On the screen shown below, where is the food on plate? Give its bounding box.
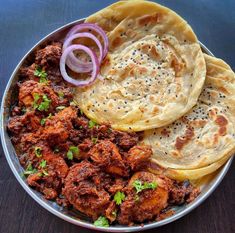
[5,0,234,228]
[143,54,235,180]
[75,0,206,131]
[7,42,199,226]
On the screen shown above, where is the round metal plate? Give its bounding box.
[0,18,233,232]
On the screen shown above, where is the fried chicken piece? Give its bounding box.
[19,63,38,81]
[105,201,117,223]
[118,172,169,225]
[8,111,41,135]
[169,180,200,204]
[89,140,129,177]
[127,145,152,171]
[114,131,139,150]
[27,146,68,199]
[42,107,77,145]
[35,42,62,68]
[19,80,59,110]
[63,161,110,220]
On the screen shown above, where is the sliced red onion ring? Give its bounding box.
[60,44,99,86]
[63,32,103,73]
[65,23,108,59]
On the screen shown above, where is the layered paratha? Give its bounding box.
[75,0,206,131]
[142,54,235,179]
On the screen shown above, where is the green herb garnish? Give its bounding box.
[58,91,64,98]
[34,67,48,83]
[33,93,40,109]
[70,99,79,106]
[88,120,97,128]
[133,180,157,194]
[91,137,98,144]
[40,113,52,126]
[38,95,51,111]
[34,147,42,157]
[42,170,49,176]
[39,159,47,168]
[67,146,79,160]
[94,216,109,227]
[24,164,37,176]
[56,106,66,111]
[33,94,51,111]
[114,191,125,205]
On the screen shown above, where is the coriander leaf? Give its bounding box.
[132,180,143,193]
[42,170,49,176]
[40,113,52,126]
[143,182,157,190]
[70,100,79,106]
[88,120,97,128]
[133,180,157,194]
[39,76,48,84]
[67,150,73,160]
[34,147,42,157]
[37,94,51,111]
[40,118,46,126]
[34,67,47,83]
[69,146,79,155]
[24,164,37,176]
[91,137,98,144]
[67,146,79,160]
[94,216,109,227]
[58,91,64,98]
[114,191,125,205]
[56,106,66,111]
[39,159,47,168]
[33,93,40,109]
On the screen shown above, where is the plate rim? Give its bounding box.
[0,17,233,232]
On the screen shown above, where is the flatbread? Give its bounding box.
[75,0,206,131]
[142,54,235,178]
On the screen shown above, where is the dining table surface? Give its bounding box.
[0,0,234,233]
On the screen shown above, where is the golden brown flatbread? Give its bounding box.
[143,54,235,180]
[75,0,206,131]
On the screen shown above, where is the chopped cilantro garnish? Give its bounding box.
[24,164,37,176]
[40,113,52,126]
[33,93,40,109]
[88,120,97,128]
[40,118,46,126]
[70,99,79,106]
[38,95,51,111]
[34,147,42,157]
[58,91,64,98]
[39,160,47,168]
[91,137,98,144]
[33,94,51,111]
[67,146,79,160]
[56,106,66,111]
[133,180,157,194]
[94,216,109,227]
[114,191,125,205]
[42,170,49,176]
[34,67,48,83]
